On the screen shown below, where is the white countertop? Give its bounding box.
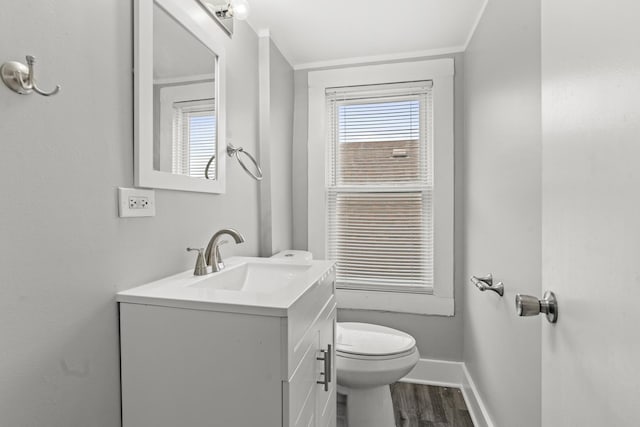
[116,256,335,317]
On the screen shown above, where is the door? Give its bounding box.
[541,0,640,425]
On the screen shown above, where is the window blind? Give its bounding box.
[326,81,434,293]
[172,99,216,178]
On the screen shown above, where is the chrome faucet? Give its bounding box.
[204,228,245,272]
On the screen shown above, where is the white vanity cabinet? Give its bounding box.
[118,260,336,427]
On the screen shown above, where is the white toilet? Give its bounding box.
[336,322,420,427]
[270,251,420,426]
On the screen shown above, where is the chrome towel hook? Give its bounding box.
[1,55,61,96]
[470,274,504,296]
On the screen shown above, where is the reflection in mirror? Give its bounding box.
[153,3,217,180]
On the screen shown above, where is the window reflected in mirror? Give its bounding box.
[152,2,217,180]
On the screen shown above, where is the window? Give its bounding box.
[308,59,454,315]
[326,82,434,294]
[172,99,216,178]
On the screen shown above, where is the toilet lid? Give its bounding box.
[336,322,416,357]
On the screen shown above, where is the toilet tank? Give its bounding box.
[271,250,313,261]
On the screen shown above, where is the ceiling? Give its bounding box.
[245,0,487,69]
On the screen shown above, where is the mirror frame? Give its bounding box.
[134,0,227,193]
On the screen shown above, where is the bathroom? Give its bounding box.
[1,0,639,426]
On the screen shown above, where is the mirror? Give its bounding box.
[135,0,227,193]
[153,4,216,179]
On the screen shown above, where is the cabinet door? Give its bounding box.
[315,304,337,427]
[284,299,337,427]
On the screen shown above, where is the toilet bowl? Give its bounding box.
[336,322,419,427]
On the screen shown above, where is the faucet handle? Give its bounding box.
[186,247,210,276]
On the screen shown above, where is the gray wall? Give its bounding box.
[462,0,541,425]
[259,37,294,256]
[0,1,265,425]
[268,40,294,254]
[292,54,466,362]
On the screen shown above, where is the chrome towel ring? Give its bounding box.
[205,143,263,181]
[227,143,263,181]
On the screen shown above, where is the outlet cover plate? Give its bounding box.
[118,187,156,218]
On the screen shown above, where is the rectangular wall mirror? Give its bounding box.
[134,0,227,193]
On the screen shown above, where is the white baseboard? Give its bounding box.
[460,364,495,427]
[402,357,465,388]
[400,358,494,427]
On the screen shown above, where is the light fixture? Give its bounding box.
[207,0,249,21]
[198,0,250,36]
[227,0,250,20]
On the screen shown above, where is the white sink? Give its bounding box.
[190,262,312,293]
[116,256,335,316]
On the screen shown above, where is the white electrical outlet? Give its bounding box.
[118,187,156,218]
[128,196,150,209]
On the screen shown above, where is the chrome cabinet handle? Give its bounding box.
[515,291,558,323]
[470,274,504,296]
[326,344,332,384]
[317,344,332,392]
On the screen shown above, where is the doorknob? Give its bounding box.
[515,291,558,323]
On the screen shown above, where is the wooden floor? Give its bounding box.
[337,382,474,427]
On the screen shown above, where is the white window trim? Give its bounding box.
[307,59,454,316]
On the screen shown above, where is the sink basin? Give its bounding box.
[190,262,312,293]
[116,256,335,316]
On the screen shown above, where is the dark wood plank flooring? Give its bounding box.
[337,382,474,427]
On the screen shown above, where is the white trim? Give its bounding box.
[401,358,464,387]
[336,289,453,316]
[251,0,487,71]
[153,73,214,85]
[248,26,297,71]
[134,0,227,194]
[307,59,455,315]
[463,0,490,49]
[400,359,494,427]
[461,364,495,427]
[294,46,465,70]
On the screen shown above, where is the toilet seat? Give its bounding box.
[336,322,416,359]
[336,347,417,361]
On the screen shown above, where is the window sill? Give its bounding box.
[336,288,454,316]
